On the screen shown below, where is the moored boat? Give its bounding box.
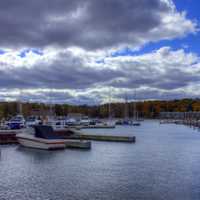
[16,125,91,150]
[6,115,26,129]
[17,133,66,150]
[17,125,68,150]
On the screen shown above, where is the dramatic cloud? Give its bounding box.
[0,0,197,49]
[0,0,199,104]
[0,46,200,104]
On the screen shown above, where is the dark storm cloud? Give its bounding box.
[108,64,200,91]
[0,0,172,49]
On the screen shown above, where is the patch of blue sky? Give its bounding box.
[96,59,105,64]
[18,48,43,58]
[174,0,200,21]
[111,34,200,58]
[0,49,6,55]
[111,0,200,58]
[111,47,136,57]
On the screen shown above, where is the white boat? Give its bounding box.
[16,126,67,150]
[16,126,91,150]
[131,121,141,126]
[26,116,42,127]
[80,116,91,126]
[65,118,80,126]
[17,133,66,150]
[46,118,66,130]
[6,115,26,129]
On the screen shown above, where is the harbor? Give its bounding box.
[0,126,136,148]
[1,121,200,200]
[160,112,200,129]
[0,0,199,199]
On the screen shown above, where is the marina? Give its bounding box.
[0,0,199,199]
[160,112,200,129]
[1,121,200,200]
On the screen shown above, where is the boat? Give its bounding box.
[17,125,67,150]
[26,116,42,127]
[6,115,26,129]
[80,116,91,126]
[45,117,66,130]
[17,133,67,150]
[131,121,141,126]
[65,118,80,126]
[17,125,91,150]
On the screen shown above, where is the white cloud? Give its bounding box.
[0,0,199,104]
[0,45,200,104]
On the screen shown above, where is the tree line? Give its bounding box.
[0,98,199,119]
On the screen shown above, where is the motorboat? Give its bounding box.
[6,115,26,129]
[131,121,141,126]
[17,125,91,150]
[45,117,66,130]
[17,125,67,150]
[65,118,80,126]
[26,116,42,127]
[80,116,91,126]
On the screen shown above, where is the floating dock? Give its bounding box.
[0,128,136,147]
[81,125,115,129]
[66,133,135,143]
[64,139,91,149]
[65,125,115,129]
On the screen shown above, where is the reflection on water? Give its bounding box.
[1,120,200,200]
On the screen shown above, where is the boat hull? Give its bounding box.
[17,134,66,150]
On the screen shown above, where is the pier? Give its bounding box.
[159,112,200,129]
[0,128,135,149]
[68,134,136,143]
[63,129,136,143]
[64,140,91,149]
[81,125,115,129]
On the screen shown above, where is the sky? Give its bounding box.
[0,0,199,105]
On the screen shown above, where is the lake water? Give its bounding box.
[1,120,200,200]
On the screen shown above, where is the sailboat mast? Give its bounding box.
[18,89,23,115]
[108,88,111,120]
[133,90,137,121]
[124,93,129,120]
[49,82,54,116]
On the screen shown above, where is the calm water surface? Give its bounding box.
[1,120,200,200]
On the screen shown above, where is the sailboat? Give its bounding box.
[7,91,26,129]
[104,90,116,127]
[119,93,132,125]
[131,91,141,126]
